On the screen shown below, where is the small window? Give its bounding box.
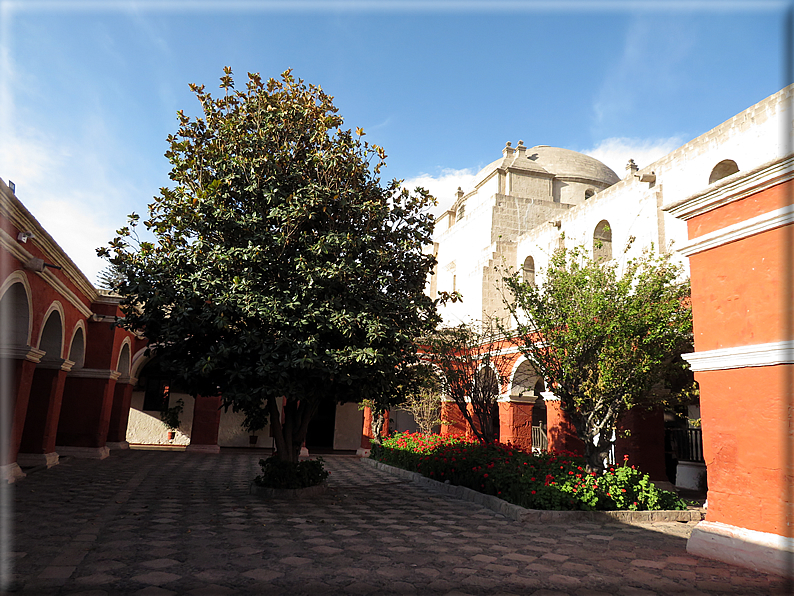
[523,256,535,286]
[584,189,595,200]
[709,160,739,184]
[593,220,613,262]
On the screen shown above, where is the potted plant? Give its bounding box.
[241,405,268,447]
[160,397,184,441]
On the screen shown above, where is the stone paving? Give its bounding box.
[2,450,790,595]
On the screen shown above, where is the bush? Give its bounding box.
[372,432,686,511]
[254,456,329,489]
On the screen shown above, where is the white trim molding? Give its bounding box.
[68,368,122,381]
[683,340,794,372]
[0,227,94,318]
[664,154,794,220]
[687,520,794,577]
[678,204,794,257]
[0,345,45,363]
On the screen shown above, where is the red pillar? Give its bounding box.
[106,380,134,448]
[614,406,667,481]
[18,359,71,467]
[545,398,584,455]
[187,394,222,453]
[56,369,118,458]
[1,348,41,482]
[499,400,534,450]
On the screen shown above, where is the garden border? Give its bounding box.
[362,457,704,524]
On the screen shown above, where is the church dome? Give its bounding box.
[527,145,620,186]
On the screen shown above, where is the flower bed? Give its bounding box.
[371,431,686,511]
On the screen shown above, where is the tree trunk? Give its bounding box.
[370,409,384,445]
[266,395,319,464]
[582,433,614,474]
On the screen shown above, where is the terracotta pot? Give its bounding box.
[249,435,258,446]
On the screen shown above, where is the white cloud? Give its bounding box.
[402,168,479,218]
[582,136,684,178]
[1,126,147,285]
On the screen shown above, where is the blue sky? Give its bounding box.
[0,1,789,283]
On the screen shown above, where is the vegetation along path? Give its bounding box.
[4,450,788,595]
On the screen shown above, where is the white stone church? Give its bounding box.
[429,86,789,327]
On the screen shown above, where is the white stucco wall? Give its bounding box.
[431,85,793,326]
[333,402,364,450]
[126,390,265,448]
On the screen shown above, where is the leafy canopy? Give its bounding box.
[502,244,693,472]
[99,68,439,460]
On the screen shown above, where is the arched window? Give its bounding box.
[709,160,739,184]
[523,256,535,286]
[584,189,595,200]
[38,309,64,361]
[0,281,30,346]
[593,220,613,262]
[117,342,131,378]
[68,327,85,369]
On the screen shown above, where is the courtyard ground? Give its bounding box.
[2,450,790,595]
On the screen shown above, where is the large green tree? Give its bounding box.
[100,68,439,462]
[502,245,694,472]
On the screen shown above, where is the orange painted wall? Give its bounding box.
[687,179,791,238]
[498,401,533,450]
[689,226,793,351]
[440,401,468,438]
[546,400,584,455]
[696,365,792,535]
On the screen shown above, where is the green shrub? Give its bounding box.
[254,456,329,489]
[372,432,686,511]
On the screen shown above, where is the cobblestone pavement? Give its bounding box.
[2,450,790,595]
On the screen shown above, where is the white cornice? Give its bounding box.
[68,368,121,381]
[38,358,75,372]
[663,155,794,221]
[678,204,794,256]
[0,179,99,302]
[683,341,794,372]
[0,346,45,363]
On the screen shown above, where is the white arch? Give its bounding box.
[67,320,86,369]
[116,338,132,378]
[36,301,66,360]
[130,346,151,381]
[0,272,33,346]
[508,356,545,398]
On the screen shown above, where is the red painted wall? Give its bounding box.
[687,181,790,238]
[683,176,793,537]
[498,401,533,450]
[546,400,584,455]
[689,226,791,352]
[696,366,792,535]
